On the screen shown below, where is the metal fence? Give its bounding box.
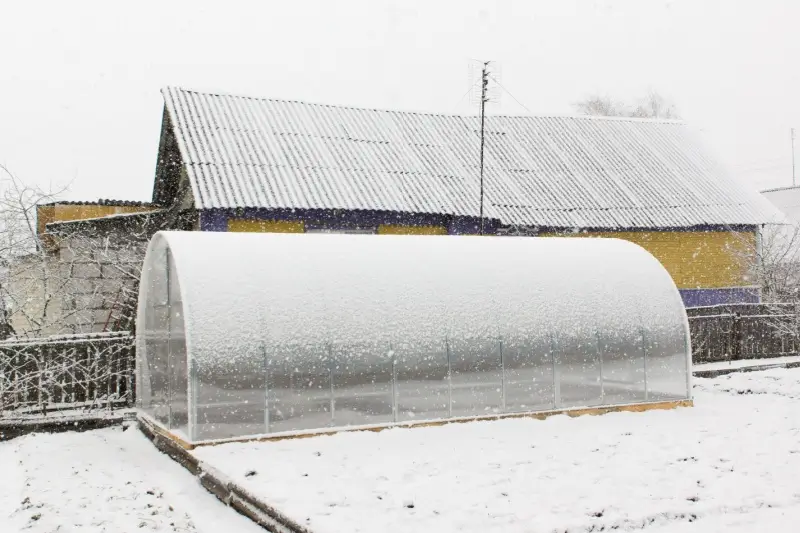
[688,303,798,363]
[0,331,134,416]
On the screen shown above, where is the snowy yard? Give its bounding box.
[195,368,800,533]
[3,368,800,532]
[0,425,263,532]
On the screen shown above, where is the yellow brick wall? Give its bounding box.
[227,219,305,233]
[377,224,447,235]
[542,230,756,289]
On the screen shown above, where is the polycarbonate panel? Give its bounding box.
[502,333,556,412]
[555,329,603,408]
[637,283,691,400]
[332,342,394,427]
[147,305,169,426]
[167,252,189,437]
[266,343,332,434]
[597,327,646,405]
[642,320,690,401]
[137,239,169,425]
[395,339,449,422]
[193,353,267,441]
[449,337,502,418]
[136,232,692,444]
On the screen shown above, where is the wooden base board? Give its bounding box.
[139,398,692,450]
[137,415,312,533]
[137,414,195,450]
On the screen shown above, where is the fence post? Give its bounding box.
[732,313,742,361]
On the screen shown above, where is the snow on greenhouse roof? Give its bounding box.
[137,231,691,443]
[139,231,689,382]
[161,86,782,229]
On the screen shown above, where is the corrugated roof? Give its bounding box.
[162,86,783,229]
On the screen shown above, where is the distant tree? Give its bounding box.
[574,91,680,119]
[572,95,627,117]
[629,91,680,120]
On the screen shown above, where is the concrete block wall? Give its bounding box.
[54,236,147,335]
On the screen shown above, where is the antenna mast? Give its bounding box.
[479,61,489,235]
[792,128,796,187]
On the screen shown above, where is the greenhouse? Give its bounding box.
[135,231,692,445]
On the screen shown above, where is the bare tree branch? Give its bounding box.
[0,167,147,338]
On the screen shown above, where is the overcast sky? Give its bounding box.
[1,0,798,202]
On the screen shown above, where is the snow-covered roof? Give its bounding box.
[136,231,691,442]
[761,185,800,223]
[160,86,782,229]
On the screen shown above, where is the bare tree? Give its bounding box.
[572,95,628,117]
[0,165,149,339]
[630,91,679,120]
[731,223,800,342]
[574,91,680,119]
[0,164,68,337]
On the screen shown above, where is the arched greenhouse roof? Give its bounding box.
[136,232,691,443]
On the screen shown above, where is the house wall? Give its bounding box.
[228,219,305,233]
[36,204,154,236]
[36,204,155,253]
[541,229,759,307]
[377,224,447,235]
[201,209,487,235]
[198,209,758,307]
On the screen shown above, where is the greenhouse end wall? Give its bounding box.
[136,232,691,444]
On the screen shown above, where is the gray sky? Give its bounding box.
[1,0,798,202]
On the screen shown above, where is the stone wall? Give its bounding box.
[56,235,147,335]
[4,232,149,338]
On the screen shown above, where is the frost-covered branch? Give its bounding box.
[0,168,147,338]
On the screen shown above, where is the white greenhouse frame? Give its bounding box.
[136,232,692,445]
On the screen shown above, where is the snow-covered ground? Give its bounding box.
[0,425,263,533]
[3,368,800,532]
[193,368,800,533]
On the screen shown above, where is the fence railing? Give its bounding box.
[687,303,799,363]
[0,331,135,417]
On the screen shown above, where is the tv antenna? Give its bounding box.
[792,128,796,187]
[468,60,500,234]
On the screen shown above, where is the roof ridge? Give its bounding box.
[161,86,684,124]
[761,185,800,193]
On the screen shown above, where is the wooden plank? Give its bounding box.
[175,399,694,448]
[136,415,313,533]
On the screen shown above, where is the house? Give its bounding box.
[146,86,782,307]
